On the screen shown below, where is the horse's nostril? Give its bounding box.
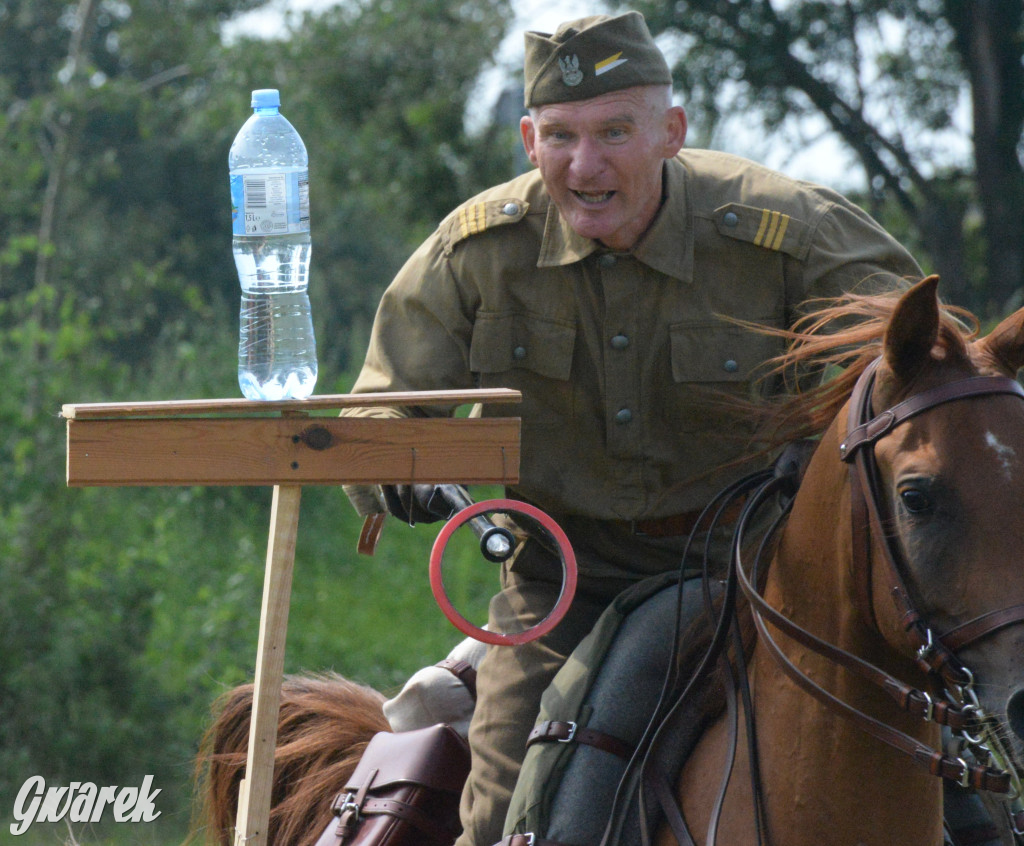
[1007,688,1024,741]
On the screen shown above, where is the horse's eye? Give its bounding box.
[899,488,932,514]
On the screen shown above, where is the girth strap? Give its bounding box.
[527,719,634,761]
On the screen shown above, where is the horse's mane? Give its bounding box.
[744,286,978,449]
[188,671,389,846]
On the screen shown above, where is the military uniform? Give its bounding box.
[342,147,921,846]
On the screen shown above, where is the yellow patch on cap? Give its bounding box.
[595,52,628,75]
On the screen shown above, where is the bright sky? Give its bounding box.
[227,0,593,43]
[226,0,861,187]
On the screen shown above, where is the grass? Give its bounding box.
[0,485,508,846]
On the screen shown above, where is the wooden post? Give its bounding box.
[233,484,302,846]
[61,390,521,846]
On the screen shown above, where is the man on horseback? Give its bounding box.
[340,12,921,846]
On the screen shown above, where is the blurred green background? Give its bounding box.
[2,0,1021,841]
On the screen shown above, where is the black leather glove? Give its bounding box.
[380,484,462,525]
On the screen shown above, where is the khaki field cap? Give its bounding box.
[523,11,672,108]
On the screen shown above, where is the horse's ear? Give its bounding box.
[883,275,941,381]
[974,304,1024,377]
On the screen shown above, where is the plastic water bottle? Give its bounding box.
[229,88,317,400]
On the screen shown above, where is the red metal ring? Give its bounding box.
[429,499,577,646]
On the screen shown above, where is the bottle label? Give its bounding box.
[231,169,309,236]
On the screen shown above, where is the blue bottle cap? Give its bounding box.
[251,89,281,109]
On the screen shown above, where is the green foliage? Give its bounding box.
[1,0,1017,842]
[0,0,517,841]
[222,0,518,374]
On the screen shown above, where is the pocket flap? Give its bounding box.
[670,322,782,383]
[470,311,575,381]
[344,725,470,794]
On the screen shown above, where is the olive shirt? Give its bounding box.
[342,148,920,579]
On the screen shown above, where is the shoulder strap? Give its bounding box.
[435,657,478,701]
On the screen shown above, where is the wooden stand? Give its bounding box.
[62,390,521,846]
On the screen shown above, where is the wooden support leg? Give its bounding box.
[233,484,303,846]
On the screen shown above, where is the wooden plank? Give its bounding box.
[66,416,520,487]
[233,484,302,846]
[61,388,521,420]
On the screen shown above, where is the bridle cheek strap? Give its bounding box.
[840,359,1024,655]
[732,357,1024,803]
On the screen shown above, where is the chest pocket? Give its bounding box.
[664,321,784,433]
[470,311,577,426]
[470,311,576,380]
[669,321,782,384]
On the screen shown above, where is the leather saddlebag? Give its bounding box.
[315,723,470,846]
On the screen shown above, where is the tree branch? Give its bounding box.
[35,0,100,294]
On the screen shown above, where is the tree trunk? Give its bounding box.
[948,0,1024,316]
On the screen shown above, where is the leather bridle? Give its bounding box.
[733,355,1024,840]
[841,356,1024,661]
[603,356,1024,846]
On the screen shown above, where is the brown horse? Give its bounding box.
[670,275,1024,845]
[192,277,1024,846]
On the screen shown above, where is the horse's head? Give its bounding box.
[859,275,1024,775]
[697,276,1024,844]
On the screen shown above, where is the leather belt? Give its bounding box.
[527,719,633,761]
[338,796,456,843]
[494,835,570,846]
[627,497,745,537]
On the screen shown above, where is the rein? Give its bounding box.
[732,357,1024,842]
[612,358,1024,846]
[841,358,1024,668]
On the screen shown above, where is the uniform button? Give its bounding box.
[723,211,739,227]
[610,334,630,350]
[502,202,520,216]
[513,346,527,360]
[614,408,633,424]
[598,253,617,268]
[723,359,739,373]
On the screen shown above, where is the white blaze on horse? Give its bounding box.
[192,277,1024,846]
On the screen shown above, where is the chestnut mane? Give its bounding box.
[189,672,389,846]
[745,287,978,450]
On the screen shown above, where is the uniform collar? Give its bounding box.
[536,201,598,266]
[535,157,692,283]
